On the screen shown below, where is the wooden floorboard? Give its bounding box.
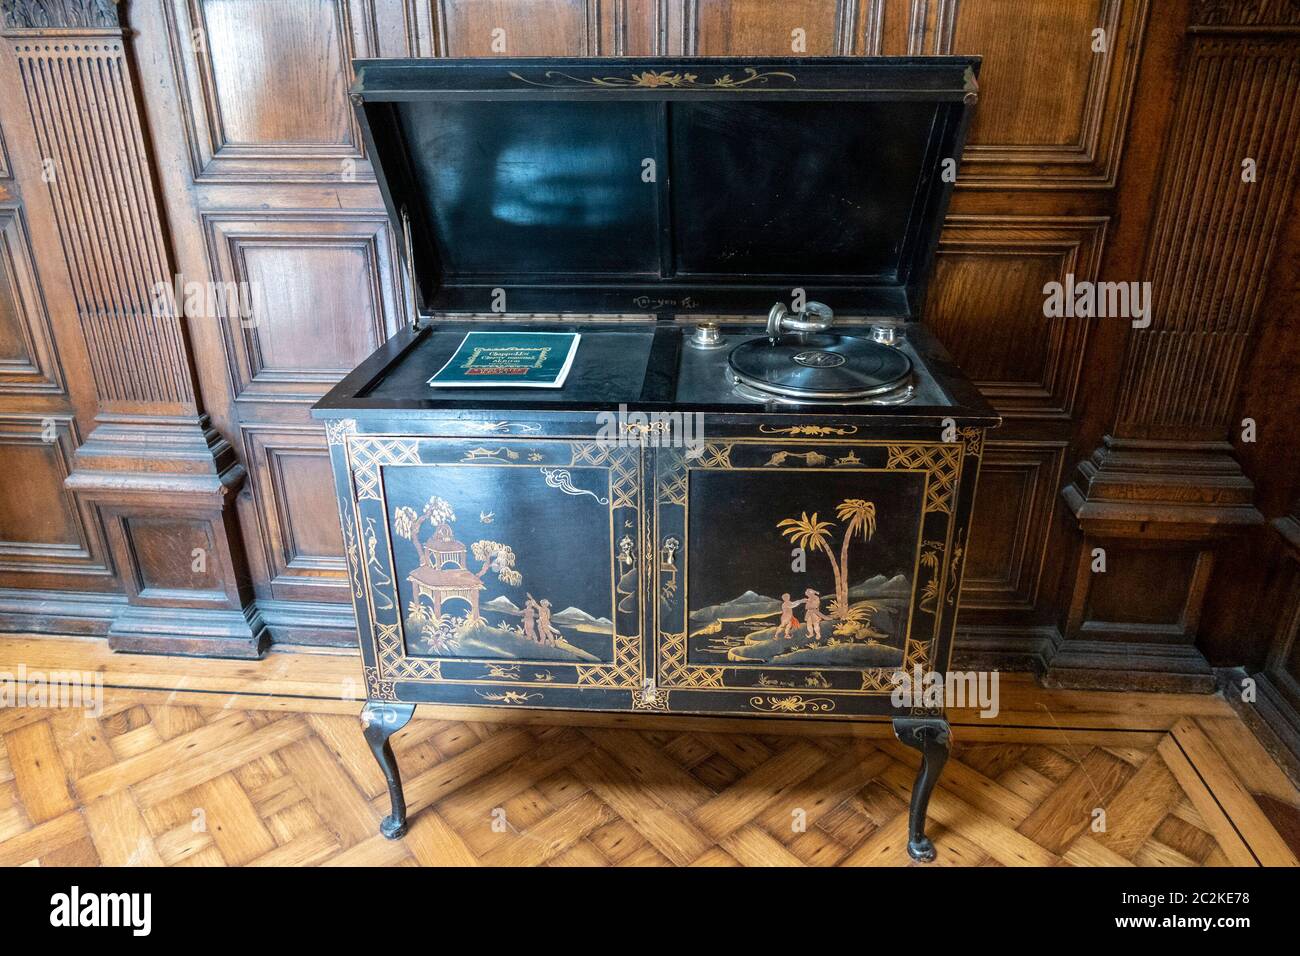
[0,635,1295,867]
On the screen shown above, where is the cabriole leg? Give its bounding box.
[361,701,417,839]
[891,716,951,863]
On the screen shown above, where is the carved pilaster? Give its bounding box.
[1056,16,1300,690]
[2,0,265,656]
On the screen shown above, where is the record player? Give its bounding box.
[313,56,998,861]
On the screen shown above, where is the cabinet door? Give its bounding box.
[653,435,976,718]
[341,433,646,708]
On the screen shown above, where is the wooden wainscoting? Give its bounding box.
[1,635,1297,866]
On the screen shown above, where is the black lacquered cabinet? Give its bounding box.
[314,56,997,861]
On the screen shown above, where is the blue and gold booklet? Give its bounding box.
[426,331,580,388]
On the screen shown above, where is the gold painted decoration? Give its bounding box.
[363,666,398,702]
[351,436,420,500]
[349,436,644,690]
[759,424,858,436]
[886,444,960,514]
[476,690,542,704]
[749,695,836,713]
[957,427,984,458]
[363,518,394,610]
[659,632,725,687]
[508,68,797,90]
[919,540,945,614]
[341,511,364,600]
[632,688,670,711]
[946,530,965,607]
[443,421,543,435]
[763,450,828,467]
[462,446,521,463]
[325,418,356,446]
[540,467,609,504]
[859,670,895,693]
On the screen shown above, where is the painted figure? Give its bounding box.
[776,592,806,639]
[522,597,539,643]
[803,588,824,642]
[536,598,560,646]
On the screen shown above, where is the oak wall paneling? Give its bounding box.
[133,0,404,647]
[0,0,1296,747]
[1056,1,1300,691]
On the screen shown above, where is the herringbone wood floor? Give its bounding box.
[1,637,1297,866]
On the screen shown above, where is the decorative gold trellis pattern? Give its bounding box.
[608,453,639,509]
[568,442,640,508]
[576,633,642,687]
[351,437,421,501]
[903,638,934,675]
[658,631,725,688]
[886,444,961,514]
[694,443,733,469]
[658,456,688,506]
[859,669,897,693]
[374,614,448,680]
[569,441,615,467]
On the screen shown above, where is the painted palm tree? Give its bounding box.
[834,499,877,614]
[777,512,843,616]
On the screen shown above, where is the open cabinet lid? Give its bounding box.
[352,56,980,319]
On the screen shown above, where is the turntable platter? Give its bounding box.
[728,333,913,401]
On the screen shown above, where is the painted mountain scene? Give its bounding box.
[686,469,924,669]
[383,463,617,663]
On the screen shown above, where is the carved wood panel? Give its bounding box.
[1114,34,1300,440]
[925,217,1108,420]
[242,424,349,603]
[164,0,378,181]
[941,0,1148,188]
[437,0,595,55]
[0,206,62,394]
[0,414,111,580]
[202,212,402,403]
[962,441,1067,614]
[689,0,871,55]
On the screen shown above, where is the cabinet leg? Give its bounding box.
[891,716,950,863]
[361,701,416,839]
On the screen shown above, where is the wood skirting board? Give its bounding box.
[0,635,1297,867]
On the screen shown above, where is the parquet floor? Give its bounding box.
[1,636,1298,867]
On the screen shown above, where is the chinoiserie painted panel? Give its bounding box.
[336,433,647,705]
